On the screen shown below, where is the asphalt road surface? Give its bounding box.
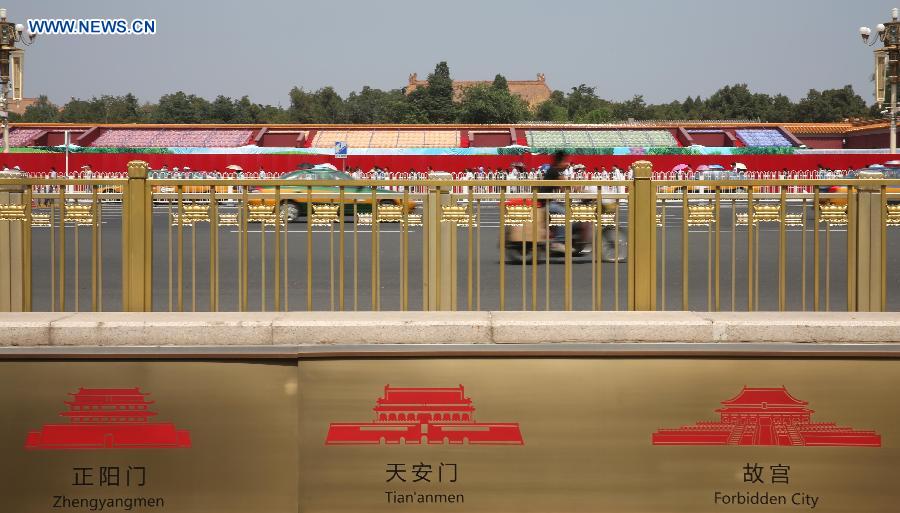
[28,202,900,312]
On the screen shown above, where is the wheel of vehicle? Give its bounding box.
[281,201,301,223]
[600,227,628,263]
[506,243,535,264]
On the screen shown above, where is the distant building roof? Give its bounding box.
[406,73,552,109]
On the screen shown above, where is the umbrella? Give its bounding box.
[539,164,551,171]
[510,162,525,168]
[696,165,710,172]
[708,165,726,171]
[225,164,243,171]
[672,164,690,172]
[317,163,339,171]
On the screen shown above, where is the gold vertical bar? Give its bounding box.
[307,186,313,311]
[681,186,688,310]
[847,186,857,311]
[274,186,282,311]
[59,186,65,311]
[209,186,218,312]
[97,194,103,312]
[476,199,481,311]
[595,187,602,311]
[614,202,620,311]
[167,200,172,311]
[661,199,666,311]
[881,184,888,310]
[23,185,32,311]
[801,198,807,311]
[143,177,153,311]
[91,186,99,311]
[826,221,831,312]
[755,222,760,311]
[564,188,572,311]
[177,186,183,312]
[284,211,289,311]
[545,203,550,311]
[814,189,820,311]
[241,187,249,311]
[533,189,539,311]
[714,188,721,311]
[499,187,506,311]
[354,200,358,311]
[330,220,335,311]
[191,221,196,312]
[402,188,409,311]
[50,198,55,312]
[422,193,428,311]
[339,187,346,311]
[779,186,787,311]
[469,188,475,311]
[747,188,754,311]
[731,198,736,312]
[75,217,79,312]
[260,215,266,312]
[370,189,378,311]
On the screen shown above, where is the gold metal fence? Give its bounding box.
[0,160,898,312]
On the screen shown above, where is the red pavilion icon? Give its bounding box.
[652,386,881,447]
[25,387,191,450]
[326,385,524,445]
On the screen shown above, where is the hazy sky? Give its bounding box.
[8,0,899,107]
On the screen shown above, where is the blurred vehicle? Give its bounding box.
[248,166,416,222]
[819,163,900,207]
[503,198,626,263]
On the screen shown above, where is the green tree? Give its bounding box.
[535,90,569,122]
[457,83,528,124]
[409,61,456,123]
[612,95,651,120]
[155,91,210,123]
[22,95,59,122]
[209,95,236,123]
[59,97,105,123]
[795,85,869,122]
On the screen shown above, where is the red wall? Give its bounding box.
[3,152,895,175]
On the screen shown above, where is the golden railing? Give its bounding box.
[0,160,897,313]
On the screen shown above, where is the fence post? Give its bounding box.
[853,171,886,311]
[424,172,455,310]
[122,160,153,312]
[0,168,27,312]
[628,161,656,311]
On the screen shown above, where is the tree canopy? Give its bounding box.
[14,62,877,125]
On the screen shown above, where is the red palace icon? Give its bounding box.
[325,385,524,445]
[652,386,881,447]
[25,388,191,450]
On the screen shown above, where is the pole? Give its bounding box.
[892,76,898,154]
[64,130,70,174]
[1,79,7,154]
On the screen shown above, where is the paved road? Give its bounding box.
[27,202,900,312]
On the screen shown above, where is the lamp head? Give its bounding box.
[893,7,899,21]
[861,26,872,43]
[0,9,7,21]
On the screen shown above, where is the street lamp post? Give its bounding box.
[0,8,35,154]
[861,8,900,154]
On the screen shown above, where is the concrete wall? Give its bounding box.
[0,312,898,351]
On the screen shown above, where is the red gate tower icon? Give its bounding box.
[326,385,524,445]
[25,388,191,450]
[652,386,881,447]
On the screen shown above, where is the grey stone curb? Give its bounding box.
[0,311,897,348]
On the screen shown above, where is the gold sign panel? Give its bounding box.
[298,358,899,513]
[1,357,898,512]
[0,361,298,513]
